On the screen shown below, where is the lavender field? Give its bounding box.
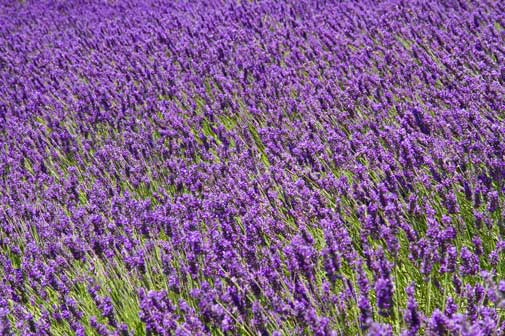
[0,0,504,335]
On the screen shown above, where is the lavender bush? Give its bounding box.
[0,0,504,335]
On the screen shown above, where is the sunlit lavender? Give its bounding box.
[0,0,504,335]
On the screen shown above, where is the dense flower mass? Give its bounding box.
[0,0,504,334]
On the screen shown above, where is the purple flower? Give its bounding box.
[375,278,394,317]
[403,284,421,335]
[460,247,480,276]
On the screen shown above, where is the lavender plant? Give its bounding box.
[0,0,504,335]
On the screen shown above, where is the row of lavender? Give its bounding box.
[0,0,504,335]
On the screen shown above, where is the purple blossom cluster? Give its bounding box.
[0,0,504,335]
